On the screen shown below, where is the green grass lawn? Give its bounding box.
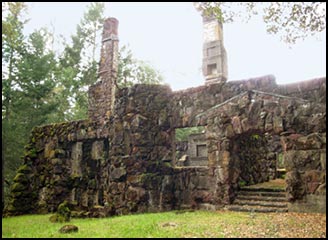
[2,210,326,238]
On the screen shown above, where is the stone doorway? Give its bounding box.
[230,131,283,189]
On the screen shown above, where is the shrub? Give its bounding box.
[49,201,71,223]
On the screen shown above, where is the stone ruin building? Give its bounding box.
[6,14,326,217]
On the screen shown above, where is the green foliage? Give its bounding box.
[55,3,105,121]
[175,126,205,142]
[238,180,247,187]
[250,133,260,141]
[277,153,284,169]
[2,2,30,210]
[194,2,326,44]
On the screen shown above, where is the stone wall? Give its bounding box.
[6,120,111,214]
[274,77,326,104]
[7,76,326,216]
[200,88,326,205]
[171,75,278,128]
[282,132,326,213]
[171,76,326,128]
[6,85,177,216]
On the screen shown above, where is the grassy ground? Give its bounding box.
[243,178,286,190]
[2,210,326,238]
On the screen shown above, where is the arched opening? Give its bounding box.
[228,130,286,194]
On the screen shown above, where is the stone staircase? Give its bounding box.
[226,186,288,213]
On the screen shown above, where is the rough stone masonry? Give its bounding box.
[6,16,326,217]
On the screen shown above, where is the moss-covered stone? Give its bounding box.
[49,201,71,222]
[49,213,70,223]
[13,173,29,183]
[57,201,71,222]
[49,214,58,223]
[59,224,79,233]
[17,164,32,174]
[54,149,66,158]
[51,158,62,165]
[88,179,97,189]
[11,182,28,192]
[25,148,38,158]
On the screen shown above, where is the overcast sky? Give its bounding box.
[24,2,326,91]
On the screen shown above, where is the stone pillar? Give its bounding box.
[88,18,119,122]
[196,8,228,85]
[98,18,119,87]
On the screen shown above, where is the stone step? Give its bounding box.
[228,182,289,213]
[233,199,287,208]
[238,190,286,197]
[226,205,288,213]
[235,195,287,202]
[240,187,285,192]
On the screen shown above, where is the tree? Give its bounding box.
[2,2,27,122]
[194,2,326,44]
[117,45,163,88]
[175,126,205,142]
[81,2,105,62]
[2,27,58,210]
[15,29,58,128]
[55,2,105,121]
[2,1,28,211]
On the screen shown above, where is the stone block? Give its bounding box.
[320,151,326,170]
[91,141,104,160]
[218,151,230,167]
[283,150,321,171]
[273,116,284,134]
[288,194,326,213]
[110,167,127,181]
[71,142,83,176]
[231,116,242,134]
[241,118,250,132]
[44,141,56,159]
[304,170,325,194]
[224,124,234,138]
[207,151,218,167]
[264,112,273,132]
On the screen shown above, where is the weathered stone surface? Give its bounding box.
[284,150,321,171]
[59,225,78,233]
[273,116,284,134]
[231,116,242,134]
[288,195,326,213]
[303,170,325,194]
[91,141,104,160]
[285,171,305,201]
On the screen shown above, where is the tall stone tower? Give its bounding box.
[88,18,119,123]
[195,5,228,85]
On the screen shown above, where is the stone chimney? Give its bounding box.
[195,5,228,85]
[88,18,119,122]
